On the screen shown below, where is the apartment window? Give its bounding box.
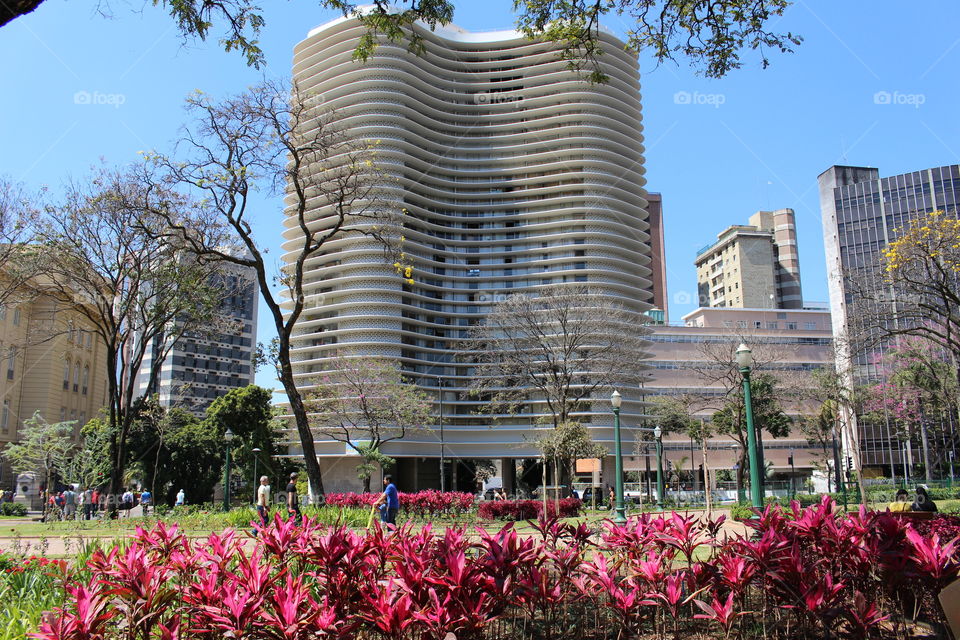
[754,321,762,329]
[1,400,8,432]
[85,332,92,348]
[786,322,798,330]
[6,347,15,380]
[805,322,817,330]
[73,363,80,392]
[0,307,6,321]
[82,365,89,395]
[60,407,66,422]
[70,409,76,421]
[723,321,733,327]
[736,321,747,328]
[63,362,70,390]
[766,322,778,329]
[12,309,20,326]
[79,411,86,426]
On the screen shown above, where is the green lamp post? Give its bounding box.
[735,343,763,510]
[611,391,627,524]
[223,428,234,512]
[654,425,664,511]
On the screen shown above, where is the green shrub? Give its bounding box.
[0,503,26,517]
[729,502,756,520]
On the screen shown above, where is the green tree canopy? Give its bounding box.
[3,1,802,79]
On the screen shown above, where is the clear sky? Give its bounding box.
[2,1,959,393]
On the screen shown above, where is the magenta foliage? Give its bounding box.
[477,498,583,521]
[33,497,960,640]
[324,490,476,517]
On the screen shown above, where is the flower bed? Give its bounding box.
[324,490,475,517]
[478,497,583,521]
[33,496,960,640]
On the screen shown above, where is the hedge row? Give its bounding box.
[478,498,583,521]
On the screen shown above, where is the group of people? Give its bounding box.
[888,485,939,512]
[255,472,303,527]
[46,487,99,520]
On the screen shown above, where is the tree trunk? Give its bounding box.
[281,367,325,501]
[701,437,712,517]
[919,415,933,485]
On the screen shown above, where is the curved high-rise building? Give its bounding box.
[285,14,652,491]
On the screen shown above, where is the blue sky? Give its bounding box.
[2,1,959,392]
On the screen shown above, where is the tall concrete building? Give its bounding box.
[645,193,668,323]
[136,264,259,416]
[819,164,960,471]
[695,209,802,309]
[288,15,652,491]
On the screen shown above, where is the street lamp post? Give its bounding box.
[654,425,664,511]
[223,428,234,512]
[611,391,626,525]
[788,448,795,500]
[735,343,763,510]
[252,447,261,504]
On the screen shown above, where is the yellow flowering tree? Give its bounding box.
[880,210,960,365]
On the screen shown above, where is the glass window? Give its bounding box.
[786,322,798,330]
[73,363,80,392]
[82,365,89,395]
[63,362,70,390]
[766,322,778,329]
[60,407,66,422]
[6,347,15,380]
[1,400,8,432]
[12,309,20,326]
[86,332,92,348]
[805,322,817,330]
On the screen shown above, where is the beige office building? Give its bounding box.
[621,306,833,486]
[695,209,802,310]
[0,287,109,490]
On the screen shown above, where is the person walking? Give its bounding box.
[374,474,400,526]
[256,476,271,528]
[140,489,153,516]
[62,486,77,520]
[286,473,301,524]
[121,488,134,517]
[84,488,94,520]
[175,489,186,507]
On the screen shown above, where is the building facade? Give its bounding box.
[819,163,960,472]
[646,193,669,322]
[637,306,833,484]
[136,264,259,416]
[695,209,803,310]
[0,288,110,491]
[288,16,653,491]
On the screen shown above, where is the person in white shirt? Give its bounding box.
[256,476,271,528]
[175,489,186,507]
[121,488,134,517]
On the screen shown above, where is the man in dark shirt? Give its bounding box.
[374,474,399,526]
[286,472,301,524]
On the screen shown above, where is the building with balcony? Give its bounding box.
[287,14,653,491]
[695,209,802,309]
[135,263,259,416]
